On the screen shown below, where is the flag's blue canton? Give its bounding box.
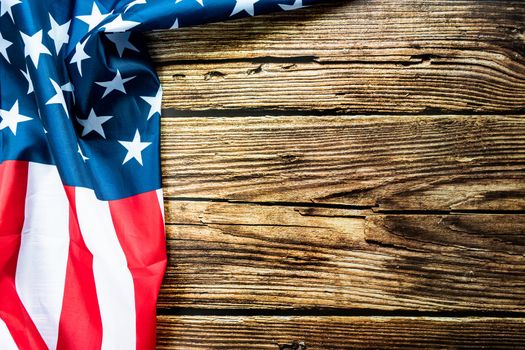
[0,0,320,201]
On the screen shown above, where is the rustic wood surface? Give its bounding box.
[160,201,525,311]
[147,0,525,114]
[157,316,525,350]
[160,115,525,210]
[151,0,525,348]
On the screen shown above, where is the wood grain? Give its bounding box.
[146,0,525,113]
[158,200,525,311]
[157,316,525,349]
[146,1,525,63]
[160,115,525,210]
[152,0,525,345]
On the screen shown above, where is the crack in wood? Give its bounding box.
[163,196,525,215]
[203,70,226,80]
[156,55,321,68]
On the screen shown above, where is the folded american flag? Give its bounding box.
[0,0,320,349]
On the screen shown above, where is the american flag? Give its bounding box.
[0,0,318,349]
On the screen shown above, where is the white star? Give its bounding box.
[0,100,32,135]
[170,18,179,29]
[46,79,69,118]
[48,14,70,54]
[279,0,307,11]
[0,32,12,63]
[77,144,89,162]
[70,39,90,76]
[61,82,74,92]
[20,30,51,69]
[124,0,146,12]
[230,0,259,16]
[0,0,21,21]
[61,82,75,104]
[95,70,135,98]
[103,14,140,32]
[76,2,111,32]
[20,66,33,94]
[77,108,113,138]
[175,0,203,6]
[140,86,162,120]
[105,32,138,57]
[118,129,151,165]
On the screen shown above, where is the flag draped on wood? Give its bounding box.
[0,0,321,349]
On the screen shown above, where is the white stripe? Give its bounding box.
[0,318,19,350]
[156,188,165,223]
[15,162,70,350]
[75,188,136,350]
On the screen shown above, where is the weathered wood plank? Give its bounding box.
[157,316,525,349]
[156,60,525,113]
[147,1,525,63]
[160,115,525,210]
[158,200,525,310]
[147,0,525,113]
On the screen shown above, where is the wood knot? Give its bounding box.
[278,341,307,350]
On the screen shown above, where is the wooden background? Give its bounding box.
[145,0,525,348]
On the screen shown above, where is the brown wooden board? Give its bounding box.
[152,0,525,346]
[158,200,525,311]
[146,0,525,113]
[160,115,525,210]
[157,316,525,349]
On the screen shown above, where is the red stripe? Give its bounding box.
[109,190,167,350]
[0,161,47,350]
[56,187,103,350]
